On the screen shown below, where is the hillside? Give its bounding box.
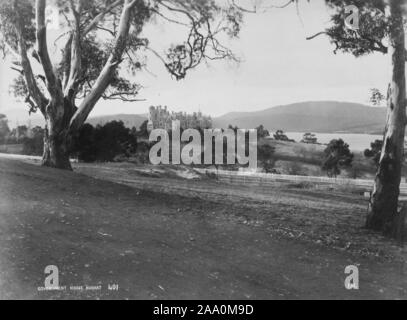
[213,101,386,134]
[85,101,387,133]
[2,109,148,129]
[86,113,148,128]
[3,101,386,134]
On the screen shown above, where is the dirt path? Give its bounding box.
[0,158,406,299]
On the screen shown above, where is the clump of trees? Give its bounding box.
[21,121,144,162]
[273,130,294,142]
[322,139,353,178]
[256,125,270,140]
[8,125,30,144]
[22,126,44,155]
[301,133,317,144]
[364,140,383,166]
[72,121,138,162]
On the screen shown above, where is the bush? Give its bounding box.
[322,139,353,177]
[258,144,276,173]
[22,126,44,156]
[72,121,138,162]
[72,123,97,162]
[364,139,383,166]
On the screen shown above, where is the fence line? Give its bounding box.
[195,168,407,194]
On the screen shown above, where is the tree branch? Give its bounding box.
[83,0,123,36]
[231,0,294,14]
[13,0,47,114]
[36,0,62,100]
[69,0,138,132]
[64,0,84,97]
[306,31,327,41]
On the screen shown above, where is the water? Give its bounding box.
[285,132,383,152]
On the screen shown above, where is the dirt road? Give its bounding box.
[0,158,406,299]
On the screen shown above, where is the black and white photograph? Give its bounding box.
[0,0,407,304]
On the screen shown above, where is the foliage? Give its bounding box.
[228,124,239,134]
[370,88,386,106]
[323,0,390,57]
[18,120,144,161]
[256,124,270,140]
[71,123,97,162]
[0,0,243,112]
[8,125,29,144]
[22,126,44,156]
[301,132,317,144]
[257,144,275,173]
[273,130,294,142]
[364,139,383,166]
[72,121,138,162]
[0,114,10,144]
[138,120,149,138]
[322,139,354,177]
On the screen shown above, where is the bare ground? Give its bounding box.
[0,158,406,300]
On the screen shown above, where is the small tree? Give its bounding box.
[273,130,291,141]
[228,124,239,134]
[256,124,270,140]
[322,139,353,178]
[301,132,317,144]
[258,144,275,173]
[138,120,149,139]
[364,139,383,166]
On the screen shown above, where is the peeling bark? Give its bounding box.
[42,123,72,171]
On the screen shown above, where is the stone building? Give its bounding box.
[147,106,212,131]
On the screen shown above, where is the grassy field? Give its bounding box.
[260,139,381,179]
[1,157,407,299]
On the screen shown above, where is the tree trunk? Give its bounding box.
[366,0,406,238]
[41,100,74,171]
[42,123,72,170]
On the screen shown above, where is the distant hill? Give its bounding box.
[86,114,148,129]
[2,109,148,130]
[2,109,148,129]
[3,101,388,134]
[213,101,387,134]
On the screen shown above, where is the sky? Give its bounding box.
[0,0,391,124]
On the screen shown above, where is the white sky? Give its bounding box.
[0,0,390,120]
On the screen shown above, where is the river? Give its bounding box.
[285,132,384,152]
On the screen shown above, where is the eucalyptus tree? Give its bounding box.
[309,0,406,237]
[0,0,242,169]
